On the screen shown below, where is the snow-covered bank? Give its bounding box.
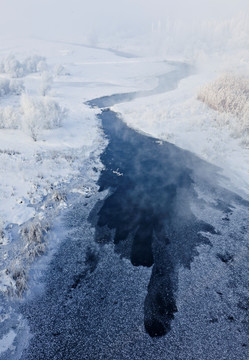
[12,54,249,360]
[0,37,174,357]
[0,37,173,297]
[114,68,249,199]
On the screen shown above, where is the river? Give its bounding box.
[10,61,249,360]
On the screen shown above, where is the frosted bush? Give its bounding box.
[0,78,11,96]
[197,73,249,136]
[8,79,25,95]
[25,55,47,74]
[9,262,28,296]
[0,93,66,138]
[0,106,19,129]
[21,220,49,260]
[37,60,48,73]
[21,94,67,140]
[40,71,53,96]
[0,54,47,77]
[0,55,24,77]
[197,73,249,115]
[0,78,24,129]
[0,78,24,96]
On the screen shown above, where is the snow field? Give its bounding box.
[0,44,97,298]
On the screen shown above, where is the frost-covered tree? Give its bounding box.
[1,54,24,77]
[0,106,19,129]
[40,71,53,96]
[21,94,67,141]
[0,54,48,78]
[25,55,47,74]
[0,78,24,96]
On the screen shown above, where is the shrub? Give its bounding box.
[5,260,28,297]
[10,264,28,296]
[9,79,25,95]
[21,94,67,140]
[0,78,11,96]
[21,220,49,260]
[5,220,50,297]
[0,106,19,129]
[0,94,67,138]
[40,71,53,96]
[0,55,24,77]
[0,78,24,96]
[25,55,47,74]
[197,73,249,135]
[0,54,47,78]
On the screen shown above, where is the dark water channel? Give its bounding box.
[87,61,191,108]
[86,63,232,337]
[90,109,221,337]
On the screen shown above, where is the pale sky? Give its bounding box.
[0,0,248,40]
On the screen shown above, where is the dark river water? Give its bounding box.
[87,61,191,108]
[86,63,246,338]
[89,108,218,337]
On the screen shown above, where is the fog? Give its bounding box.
[0,0,249,41]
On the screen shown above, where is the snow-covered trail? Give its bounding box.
[10,61,249,360]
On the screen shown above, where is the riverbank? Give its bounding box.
[0,37,172,358]
[114,68,249,199]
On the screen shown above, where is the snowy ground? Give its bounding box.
[0,38,172,288]
[0,37,248,358]
[0,37,172,357]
